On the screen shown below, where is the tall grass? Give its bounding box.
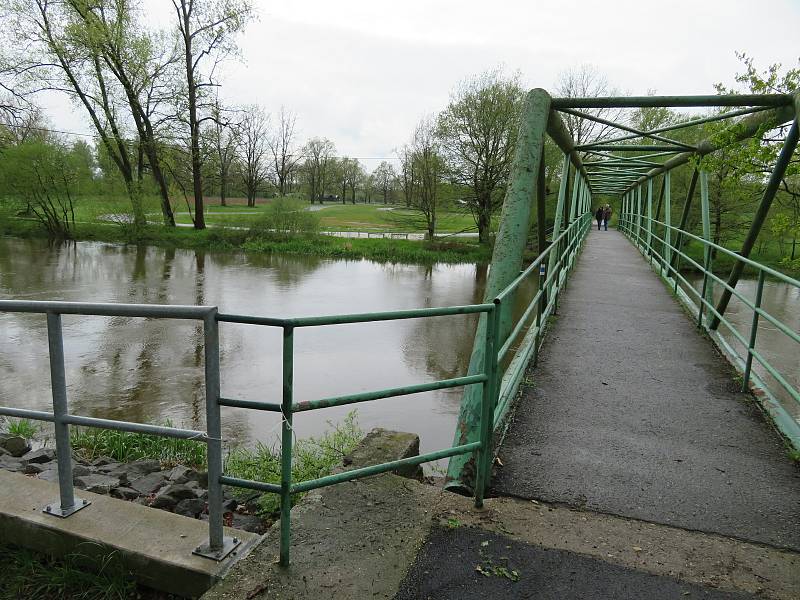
[4,418,40,440]
[0,544,139,600]
[69,413,364,517]
[70,420,207,468]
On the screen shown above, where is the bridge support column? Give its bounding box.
[663,171,672,276]
[697,170,713,327]
[669,169,699,274]
[446,89,553,494]
[646,179,654,260]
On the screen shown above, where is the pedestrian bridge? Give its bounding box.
[0,91,798,598]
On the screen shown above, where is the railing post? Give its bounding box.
[663,171,672,276]
[194,309,240,560]
[646,178,653,261]
[475,301,499,508]
[698,170,713,327]
[279,326,294,567]
[44,312,89,518]
[742,270,766,391]
[636,185,643,248]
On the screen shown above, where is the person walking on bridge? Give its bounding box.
[603,205,612,231]
[595,206,604,231]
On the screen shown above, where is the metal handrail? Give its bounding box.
[0,206,592,566]
[618,207,800,449]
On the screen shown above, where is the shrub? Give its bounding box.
[249,198,320,238]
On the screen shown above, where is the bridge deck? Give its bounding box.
[492,228,800,551]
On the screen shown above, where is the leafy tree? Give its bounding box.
[372,161,396,204]
[302,137,335,203]
[0,140,93,237]
[437,68,523,244]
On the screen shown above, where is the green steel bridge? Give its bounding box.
[1,91,798,576]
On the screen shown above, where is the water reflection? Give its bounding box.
[0,237,487,454]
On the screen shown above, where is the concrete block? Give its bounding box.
[341,428,423,479]
[0,470,258,598]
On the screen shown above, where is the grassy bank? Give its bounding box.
[0,214,491,265]
[69,411,363,516]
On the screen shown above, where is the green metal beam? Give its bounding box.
[710,115,800,329]
[552,94,791,109]
[579,145,686,152]
[557,107,695,149]
[447,88,553,493]
[623,102,796,193]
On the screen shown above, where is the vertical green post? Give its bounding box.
[567,172,580,268]
[447,89,553,493]
[742,270,765,391]
[646,179,653,261]
[279,326,294,566]
[670,169,699,273]
[547,154,570,299]
[663,171,672,276]
[474,301,500,507]
[636,185,643,247]
[698,170,712,328]
[710,117,799,330]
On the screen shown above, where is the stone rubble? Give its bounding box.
[0,448,268,534]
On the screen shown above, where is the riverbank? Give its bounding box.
[0,216,493,265]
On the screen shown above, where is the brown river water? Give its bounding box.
[1,236,797,457]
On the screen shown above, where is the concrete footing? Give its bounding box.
[0,470,259,598]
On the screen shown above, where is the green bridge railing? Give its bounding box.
[619,189,800,448]
[0,205,590,565]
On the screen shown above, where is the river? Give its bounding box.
[0,236,493,458]
[1,236,797,459]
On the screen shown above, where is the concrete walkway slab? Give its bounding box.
[492,229,800,550]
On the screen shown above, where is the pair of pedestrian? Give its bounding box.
[595,205,612,231]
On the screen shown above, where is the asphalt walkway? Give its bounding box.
[492,228,800,550]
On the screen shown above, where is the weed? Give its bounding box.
[0,544,142,600]
[70,420,207,468]
[5,418,40,440]
[446,517,462,529]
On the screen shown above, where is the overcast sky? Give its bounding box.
[41,0,800,167]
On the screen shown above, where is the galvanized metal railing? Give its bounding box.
[0,211,592,566]
[618,177,800,449]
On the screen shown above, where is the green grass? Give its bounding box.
[0,545,144,600]
[0,203,491,265]
[5,418,40,440]
[69,412,364,519]
[70,421,207,469]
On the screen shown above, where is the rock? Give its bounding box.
[110,487,140,501]
[196,471,209,488]
[72,464,91,478]
[75,474,121,495]
[157,483,199,502]
[22,463,43,475]
[90,456,118,467]
[96,462,123,474]
[341,428,423,480]
[231,513,266,534]
[150,494,179,510]
[0,434,31,458]
[21,448,56,464]
[129,471,167,495]
[167,465,199,484]
[0,446,10,457]
[174,498,206,518]
[222,497,239,511]
[107,459,161,484]
[0,457,25,472]
[38,468,59,482]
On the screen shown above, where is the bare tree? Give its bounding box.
[407,117,442,240]
[209,98,240,206]
[238,105,269,207]
[302,137,335,203]
[555,64,626,146]
[268,106,300,196]
[171,0,252,229]
[437,68,523,244]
